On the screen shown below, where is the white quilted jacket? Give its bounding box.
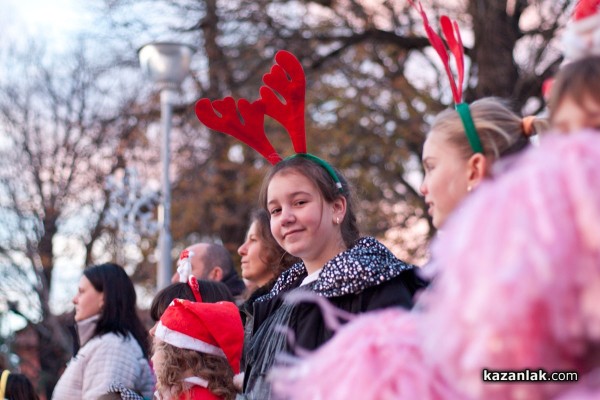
[52,331,155,399]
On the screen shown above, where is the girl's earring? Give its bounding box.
[467,185,472,192]
[336,217,340,225]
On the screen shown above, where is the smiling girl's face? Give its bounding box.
[267,170,344,272]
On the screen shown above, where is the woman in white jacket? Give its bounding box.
[52,263,155,400]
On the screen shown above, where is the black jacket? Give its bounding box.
[240,237,427,399]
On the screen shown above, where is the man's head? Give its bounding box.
[171,242,235,283]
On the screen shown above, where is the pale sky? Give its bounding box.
[3,0,94,50]
[1,0,178,318]
[4,0,87,33]
[2,1,101,315]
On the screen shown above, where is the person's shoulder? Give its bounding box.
[366,268,428,297]
[241,282,275,310]
[86,332,144,356]
[313,236,418,297]
[393,267,429,292]
[255,262,306,302]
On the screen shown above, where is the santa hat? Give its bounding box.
[561,0,600,60]
[155,299,244,374]
[571,0,600,30]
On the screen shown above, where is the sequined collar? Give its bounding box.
[257,237,415,301]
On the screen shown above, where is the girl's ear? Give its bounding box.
[466,153,488,190]
[332,195,347,223]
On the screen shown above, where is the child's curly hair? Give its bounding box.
[154,340,237,400]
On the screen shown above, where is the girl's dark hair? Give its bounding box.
[258,156,360,248]
[250,209,300,277]
[83,263,150,358]
[549,55,600,122]
[5,373,40,400]
[150,280,234,322]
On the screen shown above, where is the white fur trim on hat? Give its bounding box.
[233,372,244,391]
[155,321,227,359]
[183,376,209,388]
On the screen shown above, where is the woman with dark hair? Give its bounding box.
[236,209,299,390]
[238,209,298,301]
[52,263,155,400]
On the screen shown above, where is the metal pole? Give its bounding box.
[157,88,176,290]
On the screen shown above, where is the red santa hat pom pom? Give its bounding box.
[155,299,244,374]
[562,0,600,61]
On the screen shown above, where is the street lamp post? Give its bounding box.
[138,42,195,290]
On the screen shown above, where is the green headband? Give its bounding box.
[286,153,344,193]
[456,103,483,154]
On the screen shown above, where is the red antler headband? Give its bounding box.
[195,51,343,192]
[410,1,483,154]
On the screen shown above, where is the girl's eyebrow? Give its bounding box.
[267,191,312,205]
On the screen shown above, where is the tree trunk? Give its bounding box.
[467,0,520,101]
[39,212,58,291]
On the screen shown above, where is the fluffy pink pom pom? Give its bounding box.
[421,131,600,399]
[271,308,464,400]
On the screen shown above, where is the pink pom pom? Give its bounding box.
[271,309,464,400]
[553,368,600,399]
[422,132,600,399]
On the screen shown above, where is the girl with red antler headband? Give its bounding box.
[408,0,542,229]
[195,50,426,399]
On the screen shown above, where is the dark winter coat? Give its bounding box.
[239,236,427,399]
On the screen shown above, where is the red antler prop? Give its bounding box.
[195,96,282,165]
[411,1,465,104]
[260,50,307,154]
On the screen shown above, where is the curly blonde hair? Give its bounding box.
[154,340,237,400]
